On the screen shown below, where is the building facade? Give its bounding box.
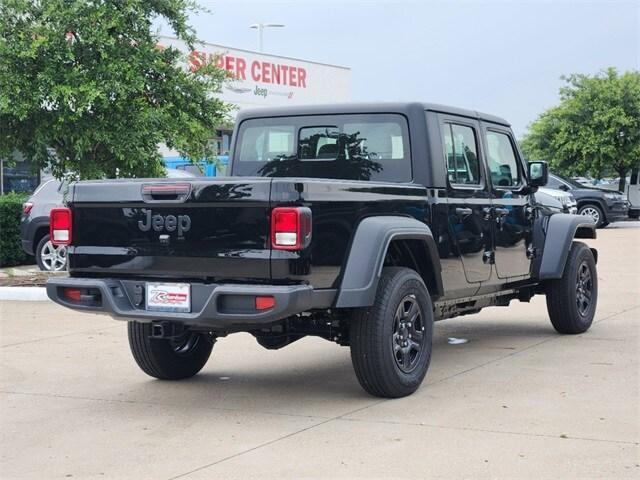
[158,36,351,175]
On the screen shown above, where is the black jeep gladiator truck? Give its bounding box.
[47,103,599,398]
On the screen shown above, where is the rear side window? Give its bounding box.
[238,125,295,163]
[485,131,521,187]
[441,123,481,187]
[233,114,411,182]
[546,175,566,190]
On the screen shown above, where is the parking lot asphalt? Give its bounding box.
[1,223,639,479]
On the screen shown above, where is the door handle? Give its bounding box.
[455,207,473,217]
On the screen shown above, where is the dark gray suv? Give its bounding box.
[547,173,629,227]
[20,179,68,271]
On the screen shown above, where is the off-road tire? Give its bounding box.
[128,322,214,380]
[546,241,598,334]
[350,267,434,398]
[578,203,605,228]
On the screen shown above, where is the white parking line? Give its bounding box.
[0,287,48,301]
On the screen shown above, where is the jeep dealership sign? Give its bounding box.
[158,36,351,111]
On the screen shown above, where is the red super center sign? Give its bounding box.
[189,50,307,88]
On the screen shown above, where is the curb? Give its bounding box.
[0,287,49,302]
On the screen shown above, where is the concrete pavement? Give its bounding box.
[1,225,639,479]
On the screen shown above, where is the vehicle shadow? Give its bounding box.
[121,318,560,412]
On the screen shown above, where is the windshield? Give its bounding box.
[232,113,411,182]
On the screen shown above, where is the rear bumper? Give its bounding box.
[46,277,333,331]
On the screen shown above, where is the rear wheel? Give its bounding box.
[578,204,605,228]
[350,267,434,398]
[35,234,67,271]
[546,242,598,334]
[127,322,215,380]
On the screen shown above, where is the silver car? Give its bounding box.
[535,187,578,214]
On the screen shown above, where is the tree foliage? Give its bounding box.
[0,0,232,180]
[0,192,28,267]
[521,68,640,191]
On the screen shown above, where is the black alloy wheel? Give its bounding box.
[392,295,426,374]
[575,260,593,316]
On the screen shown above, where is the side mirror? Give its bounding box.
[528,161,548,187]
[558,184,569,191]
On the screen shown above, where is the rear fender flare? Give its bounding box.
[335,216,442,308]
[538,214,597,280]
[28,217,50,253]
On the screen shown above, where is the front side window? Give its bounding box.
[485,131,521,188]
[233,114,411,182]
[441,123,481,186]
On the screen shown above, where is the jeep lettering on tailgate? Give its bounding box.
[138,210,191,236]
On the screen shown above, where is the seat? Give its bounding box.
[317,143,339,159]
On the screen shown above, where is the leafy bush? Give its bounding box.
[0,192,28,267]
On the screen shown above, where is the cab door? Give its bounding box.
[481,124,533,279]
[439,116,493,286]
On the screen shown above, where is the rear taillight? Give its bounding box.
[255,296,275,311]
[271,207,312,250]
[22,202,33,215]
[61,287,101,305]
[63,288,82,302]
[50,208,72,246]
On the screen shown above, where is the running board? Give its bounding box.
[434,289,517,320]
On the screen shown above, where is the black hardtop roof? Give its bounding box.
[235,102,510,127]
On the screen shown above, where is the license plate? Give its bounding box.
[146,282,191,313]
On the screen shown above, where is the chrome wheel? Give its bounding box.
[392,295,425,373]
[579,206,600,225]
[576,260,593,316]
[39,241,67,271]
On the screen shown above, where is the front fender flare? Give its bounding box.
[335,216,442,308]
[538,214,596,280]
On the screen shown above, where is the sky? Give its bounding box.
[160,0,640,137]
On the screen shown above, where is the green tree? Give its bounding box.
[0,0,231,180]
[522,68,640,192]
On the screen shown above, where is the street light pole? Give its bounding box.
[249,23,285,52]
[257,23,264,53]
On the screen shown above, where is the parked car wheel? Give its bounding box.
[349,267,434,398]
[546,241,598,334]
[128,322,215,380]
[578,204,605,228]
[35,234,67,271]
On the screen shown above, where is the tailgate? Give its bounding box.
[68,178,272,281]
